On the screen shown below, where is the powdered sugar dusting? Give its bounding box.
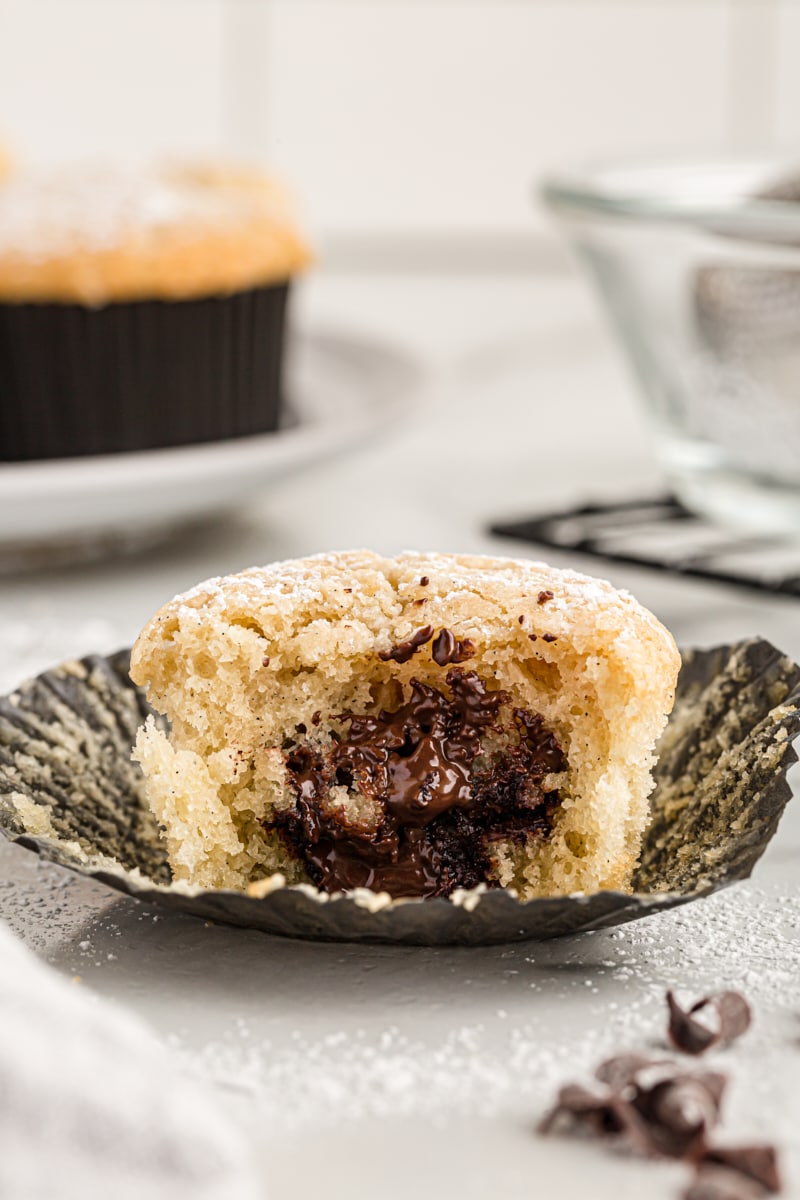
[1,839,798,1190]
[0,164,284,259]
[140,547,674,671]
[166,549,628,616]
[156,883,800,1137]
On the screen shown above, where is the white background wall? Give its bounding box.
[0,0,797,262]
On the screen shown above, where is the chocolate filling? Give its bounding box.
[267,668,565,898]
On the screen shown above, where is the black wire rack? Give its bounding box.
[491,495,800,599]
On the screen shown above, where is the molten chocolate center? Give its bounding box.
[268,668,565,899]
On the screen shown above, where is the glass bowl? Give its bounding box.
[542,156,800,535]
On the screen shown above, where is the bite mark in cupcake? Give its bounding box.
[130,551,680,900]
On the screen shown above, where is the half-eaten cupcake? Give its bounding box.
[130,551,680,901]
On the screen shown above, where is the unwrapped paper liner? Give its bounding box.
[0,638,797,946]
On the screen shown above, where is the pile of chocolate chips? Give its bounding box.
[539,990,781,1199]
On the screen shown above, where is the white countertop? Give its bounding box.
[1,269,799,1199]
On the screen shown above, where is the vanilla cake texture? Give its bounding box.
[129,551,680,901]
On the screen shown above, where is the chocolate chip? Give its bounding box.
[344,588,352,593]
[542,633,557,643]
[518,615,525,625]
[667,991,752,1056]
[311,710,321,727]
[602,1056,725,1160]
[541,1054,726,1163]
[262,656,270,667]
[432,628,456,665]
[594,1052,659,1090]
[378,625,435,664]
[537,1082,626,1138]
[431,628,477,667]
[684,1163,777,1200]
[419,576,430,586]
[528,633,538,642]
[700,1146,781,1194]
[539,992,777,1200]
[640,1072,725,1159]
[538,590,554,605]
[452,638,475,662]
[414,598,428,606]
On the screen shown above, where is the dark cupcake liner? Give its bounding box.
[0,283,289,461]
[0,637,798,946]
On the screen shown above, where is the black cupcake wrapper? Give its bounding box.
[0,283,289,461]
[0,637,798,946]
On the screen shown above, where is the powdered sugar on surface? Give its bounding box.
[1,837,799,1195]
[156,883,800,1141]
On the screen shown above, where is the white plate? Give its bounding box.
[0,330,421,567]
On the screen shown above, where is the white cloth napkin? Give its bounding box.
[0,921,260,1200]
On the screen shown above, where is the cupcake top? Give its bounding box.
[0,161,311,305]
[0,141,12,183]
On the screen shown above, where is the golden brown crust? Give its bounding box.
[0,142,12,184]
[0,161,311,304]
[131,550,680,899]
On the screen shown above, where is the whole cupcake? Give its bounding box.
[0,162,311,461]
